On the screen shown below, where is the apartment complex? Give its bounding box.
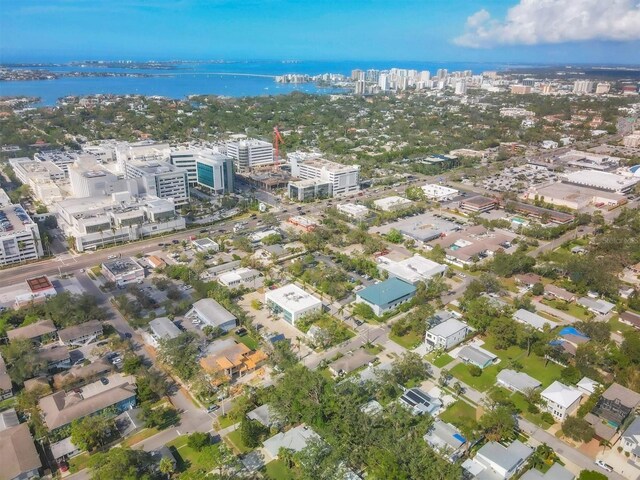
[289,151,360,197]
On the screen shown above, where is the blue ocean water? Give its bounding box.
[0,60,512,106]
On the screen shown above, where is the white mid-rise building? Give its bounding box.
[336,203,369,219]
[120,160,189,206]
[289,152,359,196]
[0,204,44,266]
[265,284,322,326]
[573,80,594,94]
[623,131,640,148]
[226,138,274,172]
[217,268,261,289]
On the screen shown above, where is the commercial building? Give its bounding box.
[496,369,541,394]
[289,152,360,196]
[191,237,219,253]
[120,160,189,206]
[217,268,261,289]
[265,284,322,326]
[39,373,136,432]
[336,203,369,220]
[34,150,79,174]
[58,320,103,346]
[144,317,182,348]
[376,254,446,285]
[355,278,416,317]
[459,195,497,213]
[373,196,413,212]
[421,184,459,201]
[170,147,227,186]
[573,80,594,94]
[8,158,65,205]
[0,423,42,480]
[56,194,185,252]
[186,298,237,332]
[540,381,582,421]
[562,170,639,194]
[195,153,235,194]
[623,131,640,148]
[425,318,470,351]
[513,309,556,331]
[462,440,533,480]
[288,179,332,201]
[101,257,145,287]
[14,275,57,308]
[0,204,44,266]
[523,182,626,210]
[430,225,517,267]
[226,138,274,172]
[287,215,319,232]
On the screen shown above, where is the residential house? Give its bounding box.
[6,319,57,344]
[458,345,497,369]
[36,344,71,371]
[576,377,600,396]
[355,278,416,317]
[399,388,442,416]
[0,423,42,479]
[58,320,103,346]
[0,409,19,431]
[578,297,615,316]
[50,437,82,464]
[620,311,640,330]
[0,354,12,400]
[328,350,375,377]
[513,309,556,332]
[592,382,640,427]
[262,425,321,460]
[515,273,543,289]
[544,285,576,303]
[186,298,237,332]
[39,373,137,433]
[199,338,267,383]
[462,440,533,479]
[521,463,575,480]
[423,420,467,462]
[621,416,640,462]
[53,358,113,390]
[424,318,470,352]
[540,381,582,421]
[496,369,541,395]
[247,404,279,428]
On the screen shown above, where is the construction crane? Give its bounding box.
[273,125,284,169]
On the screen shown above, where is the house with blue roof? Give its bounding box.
[354,278,416,316]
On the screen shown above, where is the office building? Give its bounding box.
[34,150,79,174]
[8,158,65,206]
[595,82,611,94]
[14,276,57,308]
[459,195,497,213]
[373,196,413,212]
[226,138,274,171]
[623,131,640,148]
[355,278,416,317]
[336,203,369,220]
[0,204,44,266]
[195,154,235,194]
[169,146,226,185]
[186,298,237,332]
[289,152,359,196]
[376,254,446,285]
[217,268,261,289]
[421,184,459,201]
[265,284,322,326]
[101,257,145,287]
[511,85,532,95]
[288,178,332,201]
[120,160,189,206]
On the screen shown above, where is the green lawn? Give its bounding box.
[518,353,564,388]
[609,315,637,334]
[362,343,383,355]
[481,335,525,362]
[541,298,593,321]
[121,427,159,447]
[432,353,455,368]
[439,399,478,427]
[226,429,251,454]
[450,363,500,392]
[389,331,423,350]
[235,333,259,350]
[69,452,91,473]
[264,460,296,480]
[0,396,16,411]
[166,435,222,473]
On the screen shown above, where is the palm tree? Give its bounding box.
[599,439,611,453]
[158,457,174,479]
[278,447,295,469]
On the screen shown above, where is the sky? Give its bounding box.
[1,0,640,65]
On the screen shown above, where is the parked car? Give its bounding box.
[595,460,613,472]
[235,327,248,336]
[207,404,220,413]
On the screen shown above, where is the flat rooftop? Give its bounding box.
[26,275,54,293]
[265,284,322,311]
[563,170,639,191]
[102,257,143,275]
[299,156,359,173]
[0,204,36,237]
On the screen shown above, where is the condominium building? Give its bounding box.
[226,138,274,172]
[573,80,594,94]
[595,82,611,94]
[289,151,360,196]
[0,204,44,266]
[195,154,235,194]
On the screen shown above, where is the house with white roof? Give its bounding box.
[521,463,575,480]
[497,369,541,395]
[265,284,322,326]
[577,297,615,316]
[424,318,470,351]
[262,424,321,460]
[217,267,261,289]
[462,440,533,479]
[576,377,600,396]
[540,381,582,421]
[513,309,556,331]
[621,416,640,462]
[376,254,447,286]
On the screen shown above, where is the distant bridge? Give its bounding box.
[155,72,277,79]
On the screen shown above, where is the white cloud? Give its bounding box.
[454,0,640,48]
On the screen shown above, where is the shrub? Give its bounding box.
[187,432,210,452]
[467,364,482,377]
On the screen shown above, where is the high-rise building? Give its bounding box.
[511,85,532,95]
[289,152,360,196]
[436,69,448,80]
[366,69,380,83]
[378,74,390,91]
[195,154,235,195]
[351,69,364,81]
[573,80,594,94]
[354,80,366,95]
[420,70,431,82]
[595,82,611,94]
[0,202,44,266]
[121,161,189,206]
[226,139,274,172]
[454,80,467,95]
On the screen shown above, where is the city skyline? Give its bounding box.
[1,0,640,65]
